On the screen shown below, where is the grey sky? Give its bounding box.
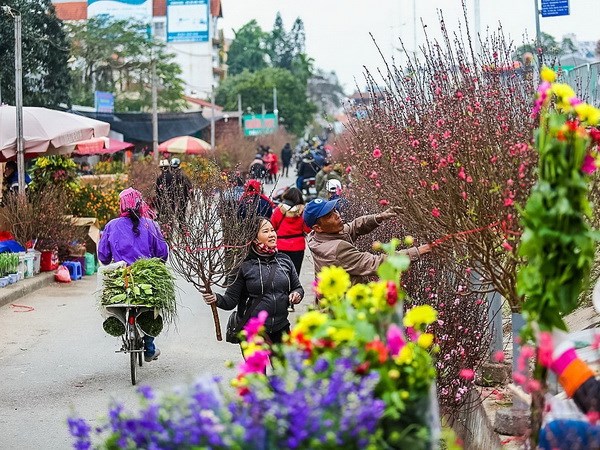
[219,0,599,92]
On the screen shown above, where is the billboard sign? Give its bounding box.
[541,0,569,17]
[243,114,278,136]
[88,0,153,22]
[167,0,209,43]
[95,91,115,114]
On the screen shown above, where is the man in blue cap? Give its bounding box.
[304,199,431,286]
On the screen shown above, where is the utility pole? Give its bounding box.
[151,59,159,162]
[14,11,25,196]
[261,104,266,135]
[474,0,481,56]
[534,0,542,58]
[210,86,215,150]
[273,87,278,123]
[412,0,417,60]
[237,94,242,132]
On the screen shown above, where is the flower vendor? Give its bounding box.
[98,188,169,362]
[203,216,304,345]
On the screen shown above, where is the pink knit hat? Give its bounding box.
[119,188,155,218]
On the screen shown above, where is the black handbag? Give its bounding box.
[225,265,276,344]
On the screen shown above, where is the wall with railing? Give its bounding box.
[561,62,600,107]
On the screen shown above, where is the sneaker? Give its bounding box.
[144,348,161,363]
[287,305,295,312]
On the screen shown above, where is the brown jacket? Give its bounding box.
[306,214,420,285]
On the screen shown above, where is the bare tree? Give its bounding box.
[159,166,259,341]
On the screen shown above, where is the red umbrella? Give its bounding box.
[73,138,134,155]
[158,136,211,155]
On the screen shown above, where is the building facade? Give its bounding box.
[51,0,227,99]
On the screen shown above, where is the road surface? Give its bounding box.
[0,173,316,449]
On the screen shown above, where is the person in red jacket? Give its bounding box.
[270,187,310,311]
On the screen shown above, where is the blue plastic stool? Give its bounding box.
[62,261,82,281]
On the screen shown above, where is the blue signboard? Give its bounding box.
[541,0,569,17]
[95,91,114,114]
[167,0,209,43]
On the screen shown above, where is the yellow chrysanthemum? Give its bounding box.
[394,344,414,365]
[240,342,263,357]
[575,103,600,126]
[417,333,434,349]
[346,284,372,308]
[403,305,438,328]
[368,281,388,310]
[294,310,328,335]
[540,66,557,83]
[316,266,351,299]
[550,83,576,101]
[326,326,355,343]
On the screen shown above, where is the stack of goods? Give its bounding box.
[100,258,177,337]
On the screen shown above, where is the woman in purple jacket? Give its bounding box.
[98,188,169,362]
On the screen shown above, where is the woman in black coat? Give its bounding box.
[203,217,304,343]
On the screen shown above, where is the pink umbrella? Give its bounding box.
[73,138,134,155]
[0,106,110,159]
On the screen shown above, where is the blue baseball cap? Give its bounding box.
[303,198,339,228]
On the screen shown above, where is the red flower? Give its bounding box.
[372,147,382,158]
[431,207,441,218]
[365,339,389,364]
[355,361,371,375]
[386,281,398,306]
[379,199,389,206]
[504,198,514,207]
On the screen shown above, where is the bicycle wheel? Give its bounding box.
[130,344,137,385]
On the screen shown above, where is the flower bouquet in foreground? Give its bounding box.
[69,241,440,449]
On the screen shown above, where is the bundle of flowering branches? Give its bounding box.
[515,67,600,445]
[342,198,494,419]
[159,166,259,341]
[341,9,537,310]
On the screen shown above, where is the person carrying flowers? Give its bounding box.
[304,199,432,286]
[202,216,304,345]
[98,188,168,362]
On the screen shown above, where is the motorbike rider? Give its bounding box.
[296,151,319,194]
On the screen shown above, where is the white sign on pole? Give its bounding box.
[166,0,209,43]
[87,0,153,22]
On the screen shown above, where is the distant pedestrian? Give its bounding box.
[249,153,267,181]
[170,158,192,224]
[270,187,310,312]
[315,160,342,199]
[2,161,31,196]
[154,159,174,221]
[238,179,274,219]
[281,143,293,177]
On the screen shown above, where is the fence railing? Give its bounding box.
[560,62,600,107]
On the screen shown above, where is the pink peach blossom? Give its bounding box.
[459,368,474,380]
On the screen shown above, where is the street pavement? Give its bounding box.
[0,172,316,449]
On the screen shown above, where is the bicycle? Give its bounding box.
[107,304,149,385]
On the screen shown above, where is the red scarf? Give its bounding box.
[254,242,277,255]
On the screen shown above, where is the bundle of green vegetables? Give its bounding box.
[100,258,177,324]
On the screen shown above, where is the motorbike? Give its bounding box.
[301,177,317,201]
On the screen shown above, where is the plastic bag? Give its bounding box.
[55,265,71,283]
